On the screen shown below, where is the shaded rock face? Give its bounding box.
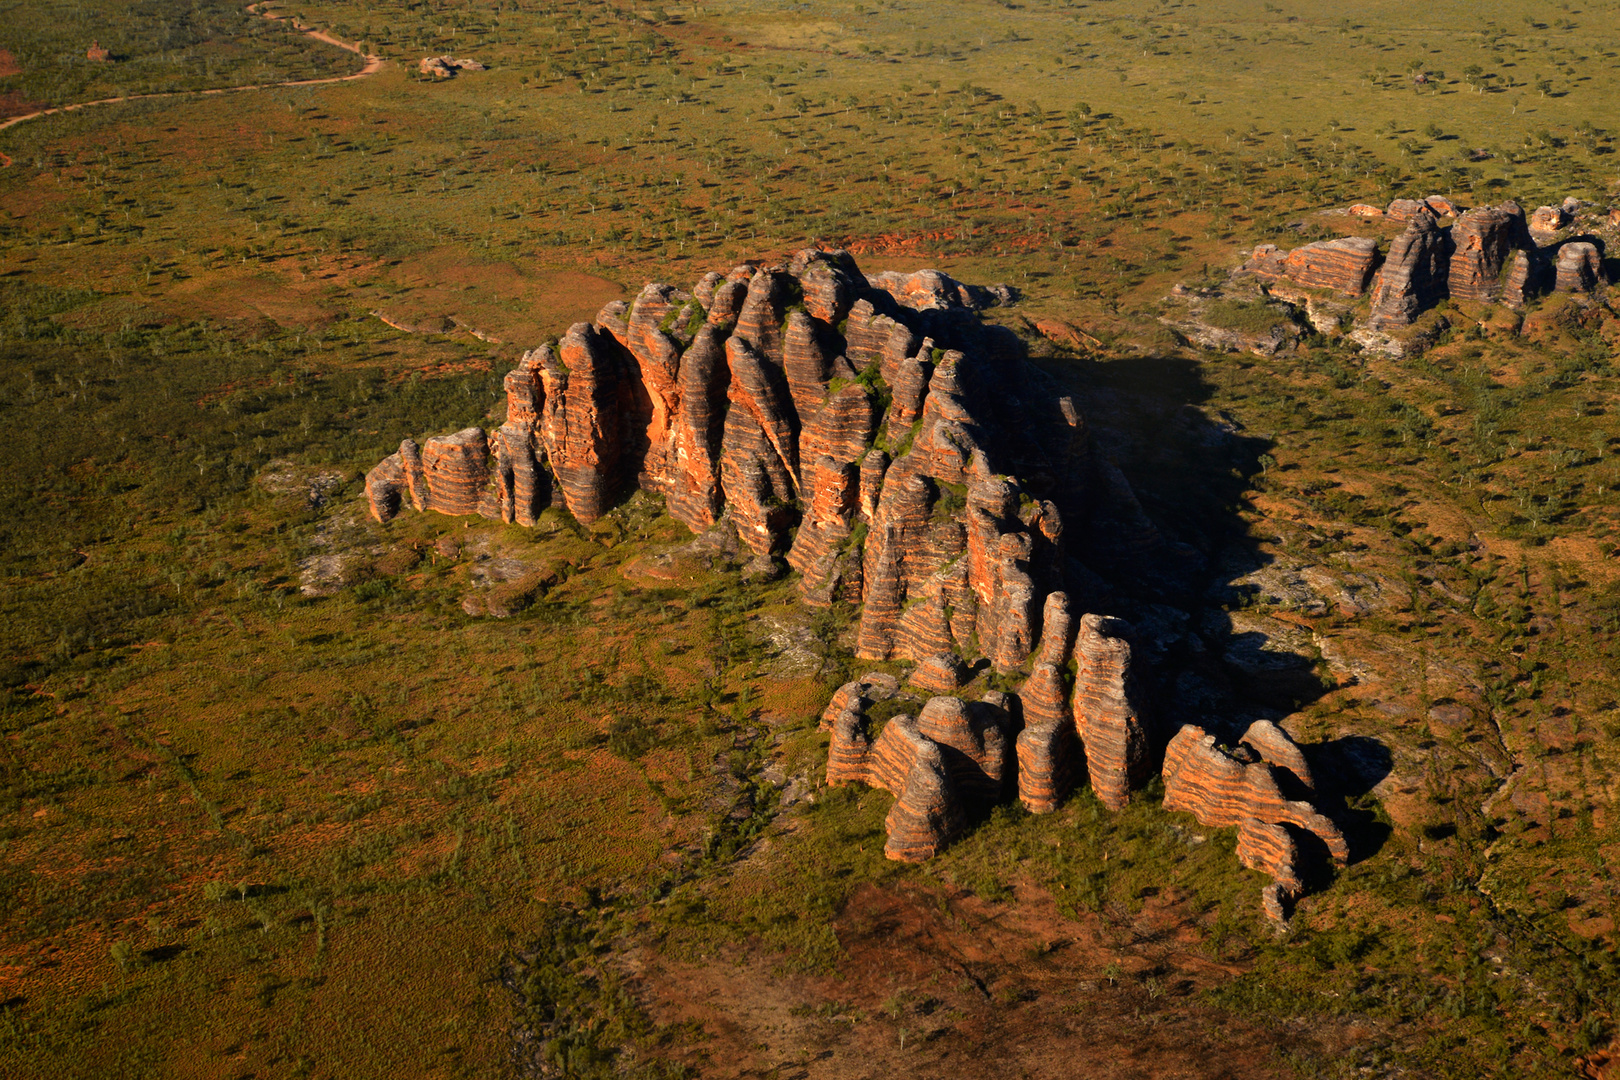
[1243,237,1379,295]
[1555,241,1607,293]
[1162,724,1348,921]
[1367,213,1453,330]
[1448,203,1531,303]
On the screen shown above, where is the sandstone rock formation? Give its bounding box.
[827,694,1012,861]
[1243,237,1379,295]
[1555,241,1607,293]
[361,251,1357,919]
[1366,212,1452,330]
[420,428,491,517]
[1530,205,1569,234]
[420,55,485,77]
[1448,202,1531,303]
[1072,614,1149,810]
[1162,724,1348,920]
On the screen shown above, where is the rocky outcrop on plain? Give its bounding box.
[360,250,1356,919]
[1555,241,1607,293]
[1242,237,1379,295]
[1213,195,1607,353]
[1447,202,1531,303]
[419,55,485,78]
[827,694,1013,861]
[1161,724,1349,920]
[1366,212,1453,330]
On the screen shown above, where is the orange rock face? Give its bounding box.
[1448,203,1531,303]
[1244,237,1380,295]
[1072,614,1149,810]
[827,692,1012,861]
[420,428,490,517]
[1162,724,1348,920]
[1555,242,1607,293]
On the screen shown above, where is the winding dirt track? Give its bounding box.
[0,4,384,165]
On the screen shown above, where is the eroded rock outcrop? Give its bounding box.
[1555,241,1607,293]
[1162,723,1348,920]
[1367,212,1453,330]
[1448,203,1531,303]
[361,251,1356,920]
[421,428,490,517]
[1243,237,1379,295]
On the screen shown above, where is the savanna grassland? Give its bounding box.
[3,0,1620,1078]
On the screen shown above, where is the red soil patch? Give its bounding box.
[0,49,21,78]
[635,878,1365,1078]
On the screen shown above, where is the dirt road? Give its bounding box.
[0,3,384,164]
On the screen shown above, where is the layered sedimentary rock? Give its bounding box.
[1503,248,1549,307]
[1386,198,1428,222]
[420,428,490,516]
[365,452,409,523]
[786,382,882,597]
[1072,614,1149,810]
[1243,237,1379,295]
[545,325,632,522]
[665,325,730,532]
[1162,724,1349,919]
[1556,242,1607,293]
[1530,205,1569,234]
[1366,212,1452,330]
[1448,203,1530,303]
[820,672,901,732]
[1016,592,1082,813]
[865,268,1014,312]
[495,350,548,526]
[360,249,1363,918]
[827,705,967,861]
[1236,819,1304,922]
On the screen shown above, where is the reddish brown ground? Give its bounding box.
[632,880,1366,1079]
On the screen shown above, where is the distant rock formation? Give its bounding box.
[1243,237,1379,295]
[1226,194,1610,355]
[1366,211,1453,331]
[420,55,485,78]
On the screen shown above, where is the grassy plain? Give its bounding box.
[2,0,1620,1077]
